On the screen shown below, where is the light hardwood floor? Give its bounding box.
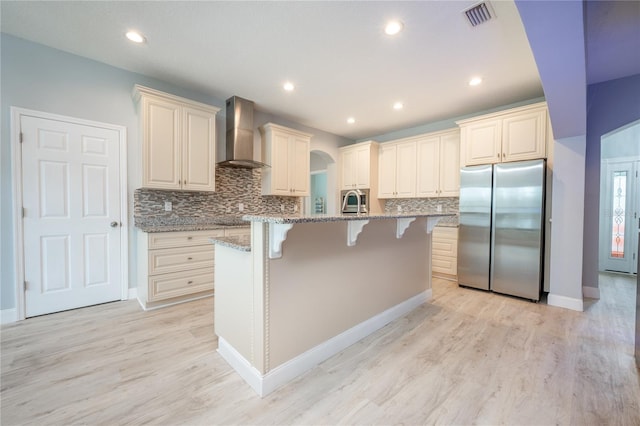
[2,274,639,425]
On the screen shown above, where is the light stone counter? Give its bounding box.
[242,210,455,224]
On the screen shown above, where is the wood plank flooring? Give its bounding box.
[2,274,639,425]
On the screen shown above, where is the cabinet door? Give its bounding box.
[416,137,440,197]
[271,131,292,195]
[142,96,181,189]
[395,141,417,198]
[340,148,357,189]
[502,109,546,162]
[182,106,216,191]
[439,132,461,197]
[378,144,397,198]
[354,145,371,188]
[149,267,214,302]
[290,135,310,195]
[462,119,501,166]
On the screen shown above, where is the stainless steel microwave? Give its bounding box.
[341,189,369,214]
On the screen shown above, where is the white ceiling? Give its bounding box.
[2,1,546,140]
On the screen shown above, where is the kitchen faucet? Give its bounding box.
[341,189,363,214]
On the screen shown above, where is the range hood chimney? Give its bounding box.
[217,96,269,168]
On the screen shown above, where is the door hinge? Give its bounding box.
[24,281,28,291]
[19,132,23,143]
[22,207,26,218]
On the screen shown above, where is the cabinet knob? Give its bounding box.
[187,236,192,240]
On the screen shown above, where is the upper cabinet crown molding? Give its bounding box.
[456,101,548,166]
[133,84,221,114]
[134,85,219,192]
[260,123,312,196]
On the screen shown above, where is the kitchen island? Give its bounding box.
[211,211,455,396]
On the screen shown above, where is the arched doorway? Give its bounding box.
[305,150,337,215]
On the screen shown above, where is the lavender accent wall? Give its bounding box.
[583,74,640,289]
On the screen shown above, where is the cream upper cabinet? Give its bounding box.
[416,129,460,198]
[339,141,379,190]
[457,102,548,166]
[260,123,312,196]
[134,85,219,191]
[501,108,547,162]
[439,131,461,197]
[378,141,416,198]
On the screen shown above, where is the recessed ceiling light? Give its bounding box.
[125,30,146,44]
[469,77,483,86]
[283,82,295,92]
[347,117,356,124]
[393,102,404,110]
[384,20,404,36]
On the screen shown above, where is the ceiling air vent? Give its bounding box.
[463,2,495,27]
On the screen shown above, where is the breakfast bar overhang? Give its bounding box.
[211,212,455,396]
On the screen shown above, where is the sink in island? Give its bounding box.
[211,211,455,396]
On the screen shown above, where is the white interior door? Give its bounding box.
[600,160,638,274]
[21,114,124,317]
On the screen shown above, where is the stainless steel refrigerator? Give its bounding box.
[458,159,545,301]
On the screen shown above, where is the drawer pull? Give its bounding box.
[187,237,193,240]
[187,280,193,285]
[187,257,193,260]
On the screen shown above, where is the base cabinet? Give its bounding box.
[137,227,250,309]
[432,226,458,278]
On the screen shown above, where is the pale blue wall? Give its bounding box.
[583,74,640,289]
[0,34,351,311]
[0,34,229,310]
[360,97,546,143]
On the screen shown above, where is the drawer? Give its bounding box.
[149,246,214,275]
[149,268,214,302]
[433,239,457,256]
[433,255,457,275]
[148,230,224,249]
[224,227,250,237]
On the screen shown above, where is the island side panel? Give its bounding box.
[266,218,431,370]
[214,244,253,361]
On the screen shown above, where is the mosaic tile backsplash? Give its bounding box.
[384,197,459,225]
[134,167,300,225]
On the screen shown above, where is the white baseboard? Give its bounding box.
[1,308,17,324]
[547,292,584,312]
[127,287,138,300]
[217,290,431,397]
[582,286,600,299]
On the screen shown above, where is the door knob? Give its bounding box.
[110,221,119,228]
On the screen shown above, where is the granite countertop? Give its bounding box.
[209,235,251,252]
[242,211,457,224]
[135,216,249,232]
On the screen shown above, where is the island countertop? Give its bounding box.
[242,211,456,224]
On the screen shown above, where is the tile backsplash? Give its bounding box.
[134,167,300,221]
[384,197,459,224]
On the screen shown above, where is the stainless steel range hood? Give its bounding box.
[217,96,269,168]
